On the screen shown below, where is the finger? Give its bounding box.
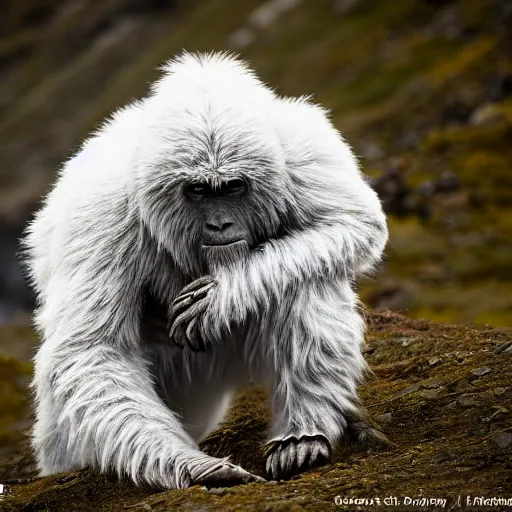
[179,276,215,296]
[362,426,395,448]
[173,281,216,307]
[309,442,321,466]
[281,441,295,475]
[171,294,201,323]
[185,318,207,352]
[230,465,266,484]
[171,287,212,323]
[318,440,330,461]
[170,297,208,327]
[172,332,186,349]
[309,440,330,469]
[172,288,212,318]
[195,464,265,487]
[271,448,280,479]
[170,295,210,325]
[171,301,211,352]
[172,294,194,314]
[168,321,185,348]
[296,441,309,468]
[243,473,266,483]
[185,318,197,350]
[265,452,273,476]
[169,313,193,344]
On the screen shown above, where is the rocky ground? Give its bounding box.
[1,310,511,511]
[1,1,511,510]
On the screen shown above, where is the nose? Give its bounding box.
[205,220,233,232]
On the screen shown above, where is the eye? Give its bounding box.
[185,182,209,199]
[224,178,247,196]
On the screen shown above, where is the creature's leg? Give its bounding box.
[257,280,379,480]
[32,392,83,475]
[33,338,262,490]
[32,349,200,489]
[150,344,261,487]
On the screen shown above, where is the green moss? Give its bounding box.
[0,355,32,455]
[428,36,497,85]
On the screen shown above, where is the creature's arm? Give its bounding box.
[206,156,388,335]
[26,177,201,488]
[170,155,387,346]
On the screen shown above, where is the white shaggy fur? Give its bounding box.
[22,52,388,489]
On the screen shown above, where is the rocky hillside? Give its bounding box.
[1,2,511,510]
[0,0,511,327]
[1,310,512,511]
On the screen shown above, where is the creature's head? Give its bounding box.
[132,53,291,276]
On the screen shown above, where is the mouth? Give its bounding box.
[202,240,244,248]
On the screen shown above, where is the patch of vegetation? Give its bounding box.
[2,311,512,511]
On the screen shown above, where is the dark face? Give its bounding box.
[184,177,255,271]
[185,178,249,246]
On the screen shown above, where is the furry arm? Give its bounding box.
[206,154,388,333]
[26,164,197,488]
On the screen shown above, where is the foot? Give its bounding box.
[266,435,331,480]
[345,413,395,449]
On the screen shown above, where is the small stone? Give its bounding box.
[142,505,152,511]
[419,388,443,399]
[454,351,471,362]
[394,336,421,347]
[502,346,512,357]
[492,432,512,449]
[395,383,420,398]
[376,413,393,424]
[471,366,491,378]
[458,396,479,407]
[56,474,78,484]
[493,341,512,354]
[428,356,442,366]
[470,103,506,126]
[200,486,208,492]
[209,487,227,494]
[421,376,449,389]
[488,405,509,420]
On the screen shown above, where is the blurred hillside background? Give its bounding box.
[0,0,511,330]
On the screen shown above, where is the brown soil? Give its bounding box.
[1,310,511,511]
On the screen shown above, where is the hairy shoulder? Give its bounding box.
[23,102,146,285]
[269,96,360,178]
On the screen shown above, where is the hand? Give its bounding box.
[169,276,217,351]
[265,435,331,480]
[192,460,265,487]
